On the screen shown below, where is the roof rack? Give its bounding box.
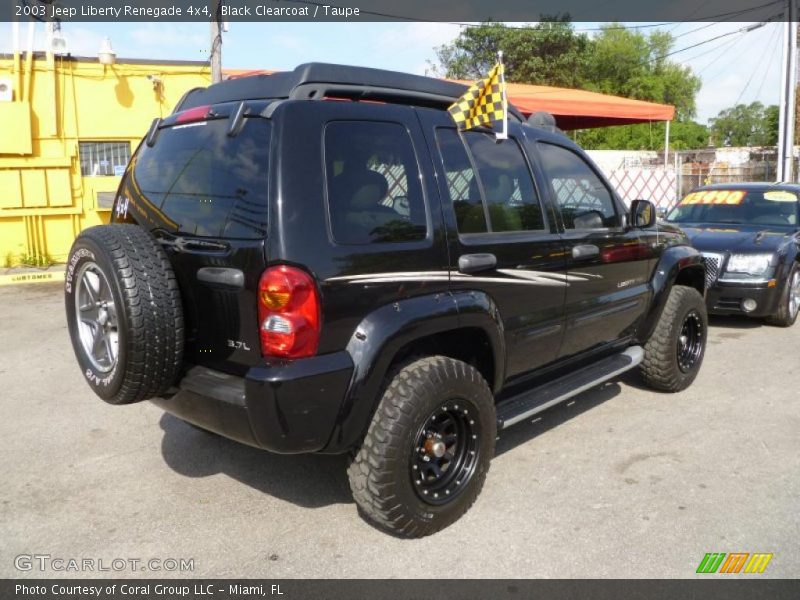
[177,62,525,121]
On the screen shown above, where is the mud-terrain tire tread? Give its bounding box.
[347,356,495,538]
[640,285,706,393]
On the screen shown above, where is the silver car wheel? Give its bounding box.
[789,270,800,319]
[74,261,119,373]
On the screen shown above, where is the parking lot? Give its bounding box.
[1,281,798,578]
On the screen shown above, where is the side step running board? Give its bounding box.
[496,346,644,430]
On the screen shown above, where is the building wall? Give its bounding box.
[0,53,210,265]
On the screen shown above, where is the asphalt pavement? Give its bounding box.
[1,282,797,578]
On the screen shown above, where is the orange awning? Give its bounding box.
[224,69,675,130]
[503,82,675,130]
[224,68,277,78]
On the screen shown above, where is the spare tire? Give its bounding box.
[65,224,184,405]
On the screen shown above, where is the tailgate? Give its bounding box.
[114,105,272,375]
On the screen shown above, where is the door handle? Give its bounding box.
[572,244,600,260]
[458,253,497,274]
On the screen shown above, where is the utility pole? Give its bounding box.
[210,0,223,84]
[777,1,798,181]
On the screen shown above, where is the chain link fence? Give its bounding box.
[592,148,799,214]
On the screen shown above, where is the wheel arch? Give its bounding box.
[636,245,705,345]
[321,290,505,453]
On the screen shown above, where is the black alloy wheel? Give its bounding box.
[676,309,704,373]
[411,401,481,505]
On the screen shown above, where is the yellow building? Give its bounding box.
[0,51,211,265]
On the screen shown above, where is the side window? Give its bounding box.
[324,121,426,245]
[435,128,487,233]
[435,128,545,234]
[537,142,618,230]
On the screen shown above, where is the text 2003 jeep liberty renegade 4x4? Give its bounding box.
[65,64,707,537]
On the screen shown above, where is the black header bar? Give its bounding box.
[3,0,793,23]
[4,579,800,600]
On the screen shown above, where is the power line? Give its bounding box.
[702,23,778,85]
[647,19,776,65]
[751,27,783,103]
[677,31,749,68]
[669,0,712,30]
[279,0,783,33]
[453,1,785,32]
[732,28,779,106]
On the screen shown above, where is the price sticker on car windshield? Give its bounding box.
[763,190,797,202]
[679,190,746,206]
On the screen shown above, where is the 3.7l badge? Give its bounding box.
[227,340,251,351]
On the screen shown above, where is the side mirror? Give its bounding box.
[630,199,656,228]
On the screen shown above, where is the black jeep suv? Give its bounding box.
[65,63,707,537]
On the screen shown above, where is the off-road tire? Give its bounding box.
[65,224,184,404]
[347,356,496,538]
[765,263,799,328]
[640,285,707,392]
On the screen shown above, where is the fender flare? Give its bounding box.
[321,290,505,453]
[775,239,800,281]
[636,245,705,344]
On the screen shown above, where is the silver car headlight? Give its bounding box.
[723,253,774,278]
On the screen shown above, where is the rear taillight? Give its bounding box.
[175,105,211,124]
[257,265,320,359]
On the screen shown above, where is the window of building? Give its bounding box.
[79,141,132,177]
[435,128,545,234]
[537,143,618,230]
[324,121,427,245]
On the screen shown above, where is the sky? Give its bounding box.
[0,20,786,124]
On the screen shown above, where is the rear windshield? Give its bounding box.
[128,117,270,239]
[667,189,799,227]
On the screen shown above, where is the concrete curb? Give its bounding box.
[0,266,66,286]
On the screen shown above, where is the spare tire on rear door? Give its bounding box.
[65,224,184,405]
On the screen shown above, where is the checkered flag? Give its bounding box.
[448,57,508,139]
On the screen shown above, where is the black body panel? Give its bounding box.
[268,100,452,355]
[151,353,353,453]
[417,109,568,377]
[705,282,782,317]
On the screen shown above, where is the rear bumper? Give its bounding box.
[150,351,354,454]
[706,280,780,317]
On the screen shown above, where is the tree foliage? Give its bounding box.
[709,102,779,147]
[433,19,707,149]
[576,120,709,151]
[432,17,590,89]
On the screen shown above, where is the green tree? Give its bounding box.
[432,16,590,88]
[766,104,779,146]
[576,120,708,151]
[709,102,779,147]
[433,19,706,150]
[583,24,700,120]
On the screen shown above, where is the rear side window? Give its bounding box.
[130,118,270,239]
[435,128,544,234]
[537,142,618,230]
[324,121,427,245]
